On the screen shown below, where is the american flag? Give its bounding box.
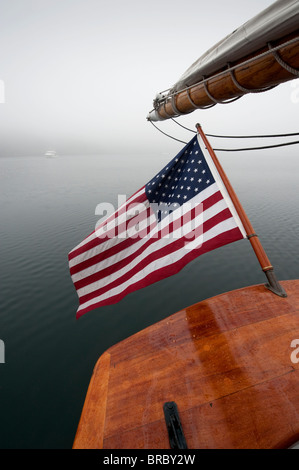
[69,134,246,318]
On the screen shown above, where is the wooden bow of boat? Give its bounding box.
[73,280,299,449]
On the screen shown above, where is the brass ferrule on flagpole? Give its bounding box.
[196,123,287,298]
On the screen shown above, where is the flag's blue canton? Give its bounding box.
[145,136,215,222]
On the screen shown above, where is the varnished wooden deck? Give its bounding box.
[73,280,299,449]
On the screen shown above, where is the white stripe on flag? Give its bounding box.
[71,196,228,285]
[69,183,220,269]
[77,217,237,313]
[197,133,246,238]
[69,187,146,256]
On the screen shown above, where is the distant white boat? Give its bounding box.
[44,150,57,158]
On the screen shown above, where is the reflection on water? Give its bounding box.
[0,148,298,448]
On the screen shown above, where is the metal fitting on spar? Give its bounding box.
[0,340,5,363]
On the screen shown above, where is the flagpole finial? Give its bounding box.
[195,123,201,131]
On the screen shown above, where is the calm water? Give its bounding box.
[0,144,299,448]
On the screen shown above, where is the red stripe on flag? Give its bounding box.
[68,191,147,261]
[76,227,243,318]
[76,207,235,302]
[69,207,154,275]
[70,190,224,276]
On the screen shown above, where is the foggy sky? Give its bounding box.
[0,0,298,156]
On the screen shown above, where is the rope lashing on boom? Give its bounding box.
[268,42,299,77]
[227,63,278,94]
[153,37,299,98]
[202,77,242,104]
[186,88,216,110]
[149,36,299,120]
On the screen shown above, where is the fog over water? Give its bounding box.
[0,0,299,449]
[0,0,298,157]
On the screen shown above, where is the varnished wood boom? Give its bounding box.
[149,32,299,121]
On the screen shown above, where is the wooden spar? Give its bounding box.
[149,31,299,121]
[196,123,286,298]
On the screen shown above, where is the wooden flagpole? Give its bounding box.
[196,123,287,297]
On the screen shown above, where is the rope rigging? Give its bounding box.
[149,121,188,145]
[149,118,299,152]
[213,140,299,152]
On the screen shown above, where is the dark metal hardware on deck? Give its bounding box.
[265,268,287,297]
[163,402,188,449]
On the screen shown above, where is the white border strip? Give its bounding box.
[197,133,247,239]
